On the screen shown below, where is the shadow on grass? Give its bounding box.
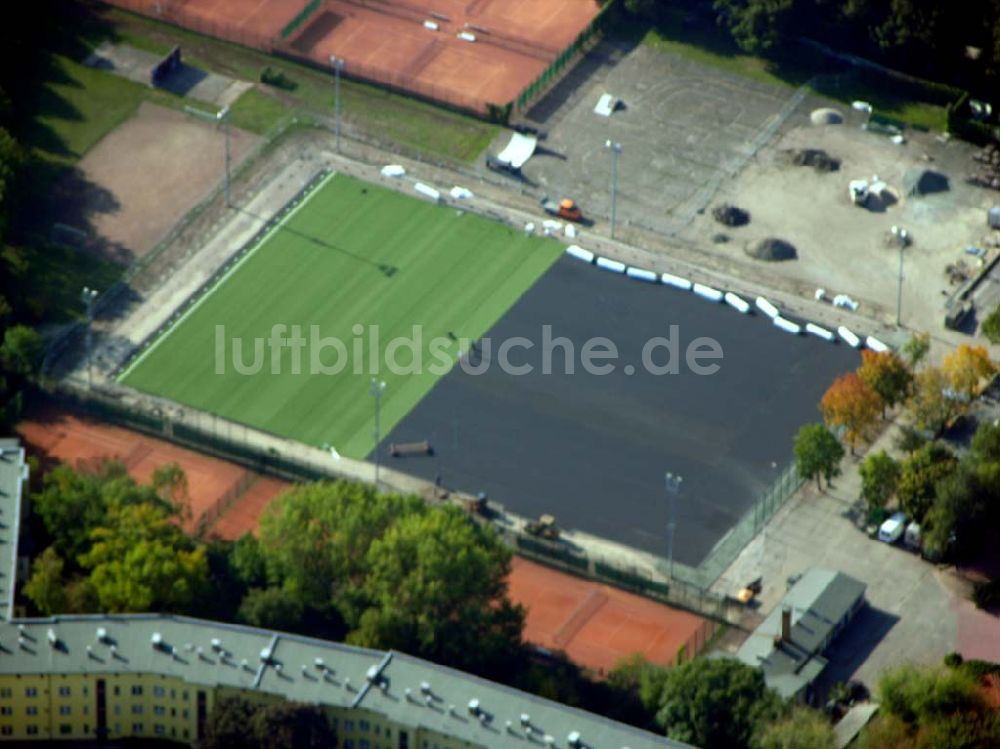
[235,207,399,278]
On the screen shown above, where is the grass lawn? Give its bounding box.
[628,10,950,132]
[120,173,561,455]
[25,54,183,165]
[228,87,289,135]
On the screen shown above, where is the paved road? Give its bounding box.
[374,254,859,565]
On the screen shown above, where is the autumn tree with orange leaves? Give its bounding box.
[820,372,881,453]
[857,350,912,416]
[942,344,996,401]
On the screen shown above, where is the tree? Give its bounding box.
[981,303,1000,344]
[199,697,337,749]
[793,423,844,490]
[858,350,912,415]
[0,323,42,377]
[251,702,337,749]
[894,424,928,455]
[878,664,983,725]
[908,367,962,435]
[858,450,900,511]
[82,501,210,613]
[897,442,957,522]
[238,587,305,632]
[258,481,419,615]
[902,331,930,369]
[199,695,260,749]
[258,480,526,676]
[820,373,882,452]
[942,344,996,401]
[653,657,782,748]
[352,505,525,674]
[30,460,167,562]
[713,0,797,53]
[230,532,268,589]
[23,546,68,615]
[753,707,836,749]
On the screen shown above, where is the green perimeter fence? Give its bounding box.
[281,0,321,40]
[504,460,804,622]
[514,0,620,112]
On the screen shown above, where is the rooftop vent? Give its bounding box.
[260,647,273,663]
[47,628,58,648]
[151,632,164,649]
[544,736,555,747]
[344,677,352,690]
[506,720,514,733]
[420,681,432,695]
[404,687,413,701]
[520,714,531,727]
[96,627,108,643]
[315,657,326,671]
[468,698,480,716]
[210,638,223,651]
[366,664,380,682]
[568,731,582,748]
[241,658,250,671]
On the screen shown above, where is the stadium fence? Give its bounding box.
[514,0,620,112]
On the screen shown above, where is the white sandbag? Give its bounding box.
[626,267,658,282]
[693,283,723,302]
[773,316,802,335]
[660,272,693,291]
[865,336,889,352]
[565,245,594,263]
[805,322,835,341]
[838,326,861,347]
[724,292,750,314]
[596,257,626,274]
[414,182,440,202]
[380,164,406,178]
[755,296,779,318]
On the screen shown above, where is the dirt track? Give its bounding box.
[77,101,257,262]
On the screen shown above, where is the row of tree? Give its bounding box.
[862,657,1000,749]
[795,334,999,562]
[623,0,1000,98]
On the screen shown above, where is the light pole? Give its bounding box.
[371,378,386,489]
[895,241,904,326]
[185,105,231,206]
[81,286,98,389]
[605,140,622,240]
[218,106,231,207]
[665,471,683,580]
[331,56,344,153]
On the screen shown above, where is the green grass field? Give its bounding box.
[120,173,561,456]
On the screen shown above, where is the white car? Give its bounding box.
[878,512,907,543]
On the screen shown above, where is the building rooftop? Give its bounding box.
[0,613,692,749]
[0,438,28,622]
[735,568,866,699]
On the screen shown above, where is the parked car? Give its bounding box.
[878,511,907,543]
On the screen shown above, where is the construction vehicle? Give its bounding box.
[540,196,583,222]
[525,514,560,540]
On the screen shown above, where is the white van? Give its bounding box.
[878,512,907,543]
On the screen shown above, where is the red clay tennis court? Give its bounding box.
[509,557,716,674]
[16,406,287,535]
[109,0,605,112]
